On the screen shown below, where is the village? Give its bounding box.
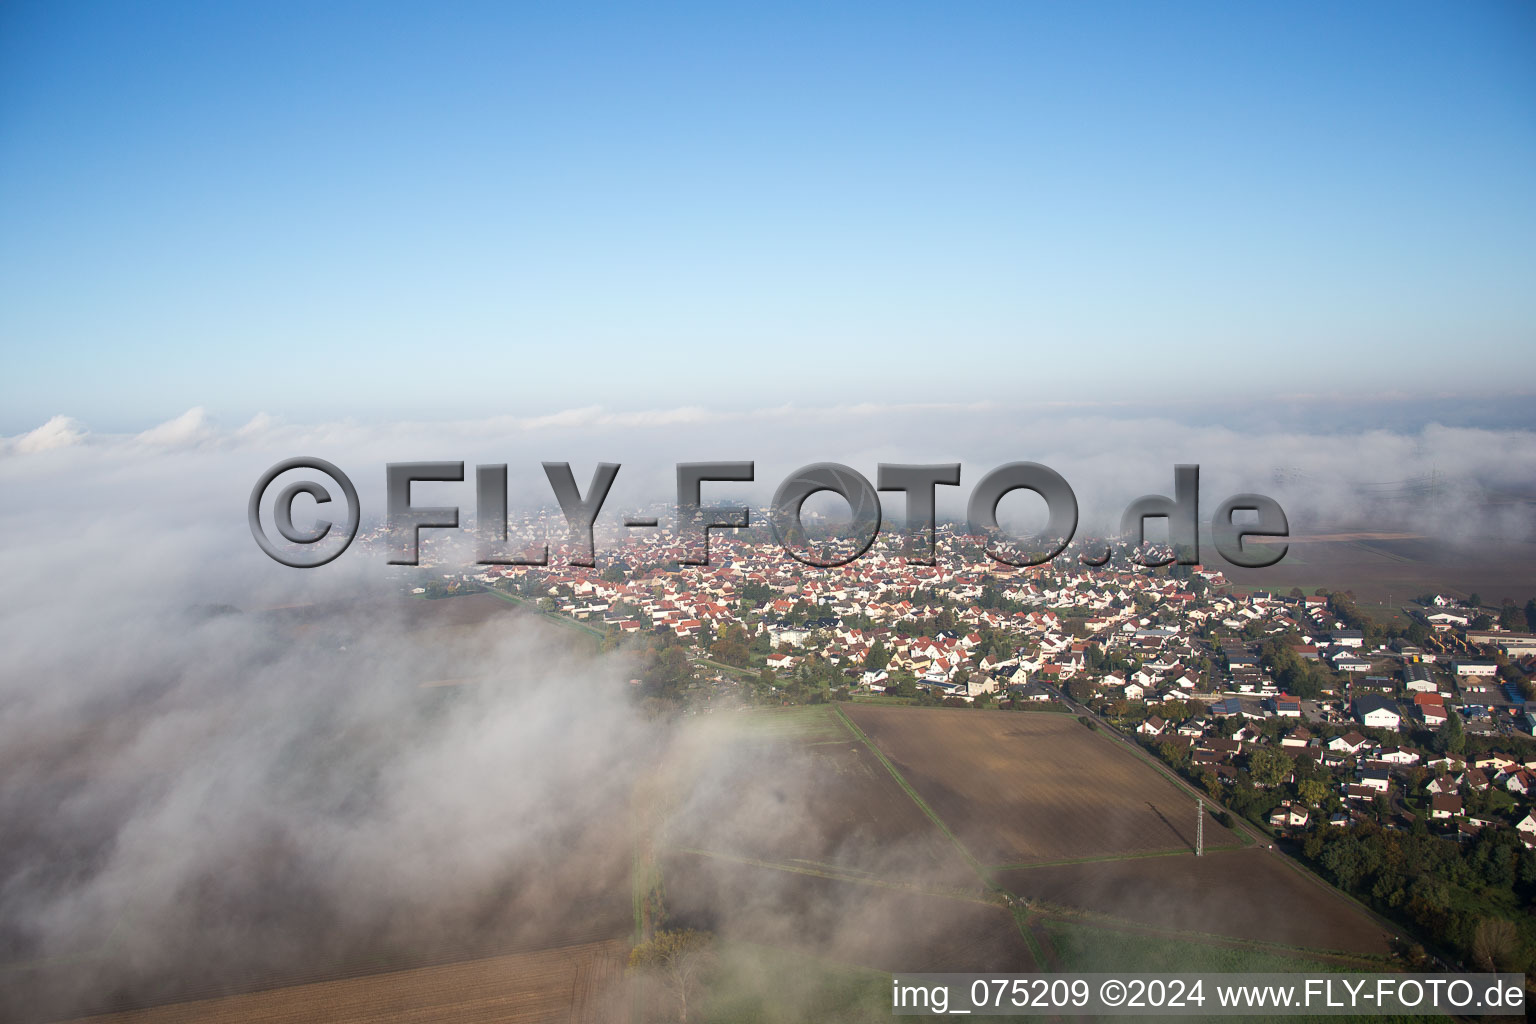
[398,509,1536,862]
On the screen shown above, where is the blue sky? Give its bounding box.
[2,0,1533,432]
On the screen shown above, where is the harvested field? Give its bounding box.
[998,847,1391,956]
[842,705,1241,866]
[661,852,1035,973]
[1223,535,1536,607]
[64,939,628,1024]
[663,707,972,886]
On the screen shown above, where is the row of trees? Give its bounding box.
[1417,594,1536,633]
[1301,823,1536,972]
[1257,635,1342,698]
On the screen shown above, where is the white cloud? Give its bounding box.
[10,414,87,453]
[135,406,216,447]
[235,411,277,438]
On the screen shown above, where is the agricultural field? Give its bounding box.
[661,853,1036,973]
[840,704,1243,866]
[661,706,973,887]
[62,939,627,1024]
[1040,918,1383,974]
[654,707,1034,982]
[695,942,897,1024]
[26,696,1401,1024]
[999,847,1393,956]
[655,702,1397,1020]
[1222,534,1536,608]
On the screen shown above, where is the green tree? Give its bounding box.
[1248,747,1290,789]
[1434,711,1465,755]
[1297,778,1328,807]
[711,623,751,668]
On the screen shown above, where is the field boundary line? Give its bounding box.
[1010,903,1049,970]
[832,706,986,879]
[665,846,994,905]
[719,938,897,982]
[989,842,1246,872]
[688,653,759,680]
[474,583,607,638]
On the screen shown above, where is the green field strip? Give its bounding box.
[703,937,897,1019]
[987,843,1236,872]
[665,846,993,905]
[717,937,893,981]
[832,706,987,880]
[1026,916,1064,972]
[474,583,607,638]
[688,654,760,679]
[1030,905,1392,969]
[723,705,849,741]
[848,695,1074,715]
[1010,903,1049,971]
[631,844,644,945]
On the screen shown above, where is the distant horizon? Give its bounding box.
[7,387,1536,441]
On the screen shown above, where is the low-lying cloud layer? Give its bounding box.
[1,398,1533,1018]
[6,397,1534,543]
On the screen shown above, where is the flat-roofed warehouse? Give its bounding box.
[1466,631,1536,656]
